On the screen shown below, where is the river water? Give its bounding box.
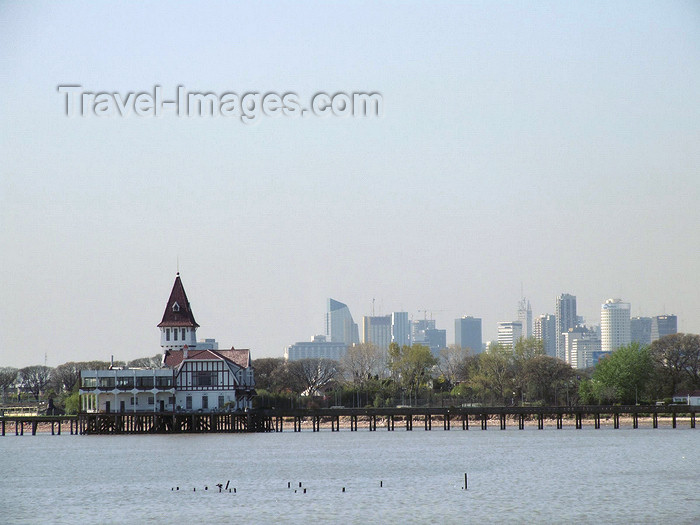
[1,427,698,524]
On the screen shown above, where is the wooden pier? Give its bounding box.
[0,415,79,436]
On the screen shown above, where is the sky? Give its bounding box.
[1,1,699,368]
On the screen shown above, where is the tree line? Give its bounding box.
[1,333,697,412]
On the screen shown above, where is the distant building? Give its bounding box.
[555,294,577,361]
[534,314,557,358]
[391,312,410,346]
[362,315,391,350]
[563,326,601,369]
[197,338,219,351]
[326,298,359,346]
[497,321,523,349]
[517,298,533,338]
[455,316,483,354]
[601,298,631,352]
[285,335,346,361]
[411,319,446,357]
[630,317,652,346]
[651,315,677,342]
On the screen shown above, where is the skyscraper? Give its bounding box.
[601,298,631,352]
[517,298,533,338]
[555,294,577,361]
[411,318,446,357]
[630,316,652,346]
[391,312,410,346]
[562,326,601,369]
[455,316,483,354]
[362,315,391,350]
[651,315,678,342]
[326,298,359,346]
[534,314,557,357]
[497,321,523,349]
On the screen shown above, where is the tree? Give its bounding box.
[388,343,437,403]
[438,345,471,388]
[649,333,700,397]
[127,354,163,368]
[0,367,18,402]
[251,358,288,393]
[467,344,514,405]
[286,358,340,396]
[512,338,545,403]
[341,343,383,385]
[590,343,653,404]
[522,355,575,405]
[19,365,53,401]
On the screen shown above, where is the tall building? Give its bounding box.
[517,298,533,338]
[391,312,410,346]
[326,298,359,346]
[630,316,652,346]
[285,335,347,361]
[534,314,557,357]
[497,321,523,349]
[362,315,391,350]
[411,319,446,357]
[651,315,678,342]
[601,298,631,352]
[562,326,601,369]
[455,316,483,354]
[158,272,199,351]
[555,294,577,361]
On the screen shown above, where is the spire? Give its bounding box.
[157,274,200,328]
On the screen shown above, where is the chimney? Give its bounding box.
[183,345,188,359]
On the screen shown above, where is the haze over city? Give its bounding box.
[1,2,699,368]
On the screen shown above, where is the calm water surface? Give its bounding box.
[1,428,698,524]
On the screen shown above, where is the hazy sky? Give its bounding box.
[1,1,699,368]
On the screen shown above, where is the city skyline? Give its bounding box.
[1,2,699,368]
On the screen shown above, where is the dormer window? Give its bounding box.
[172,302,180,312]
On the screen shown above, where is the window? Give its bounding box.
[193,371,217,387]
[168,396,176,405]
[182,328,186,340]
[172,302,180,312]
[117,377,134,389]
[202,395,208,409]
[130,396,138,405]
[82,377,96,388]
[166,328,170,341]
[218,396,225,409]
[156,376,173,388]
[136,377,154,389]
[148,396,154,405]
[185,396,192,410]
[98,377,115,389]
[174,329,178,341]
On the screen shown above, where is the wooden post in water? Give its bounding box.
[406,415,412,431]
[424,415,431,431]
[462,414,468,431]
[613,413,619,429]
[652,413,658,428]
[575,412,582,430]
[2,419,5,436]
[537,413,543,430]
[518,414,524,430]
[444,414,450,431]
[556,414,562,429]
[499,414,506,430]
[633,413,638,429]
[481,414,487,430]
[672,413,676,428]
[691,412,695,429]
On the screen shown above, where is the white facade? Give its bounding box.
[391,312,410,346]
[285,335,347,361]
[601,298,631,352]
[517,298,532,338]
[79,368,176,413]
[563,327,601,369]
[497,321,523,349]
[555,294,577,361]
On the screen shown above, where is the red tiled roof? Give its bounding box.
[163,347,251,369]
[157,274,199,328]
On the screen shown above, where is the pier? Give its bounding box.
[0,415,79,436]
[56,405,699,434]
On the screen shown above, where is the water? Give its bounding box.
[1,428,698,524]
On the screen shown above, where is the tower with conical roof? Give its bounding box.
[158,273,199,350]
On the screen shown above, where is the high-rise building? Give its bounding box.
[285,335,347,361]
[391,312,410,346]
[534,314,557,357]
[630,316,652,346]
[601,298,631,352]
[555,294,577,361]
[497,321,523,349]
[517,298,533,338]
[411,319,446,357]
[651,315,678,342]
[562,326,601,369]
[326,298,359,346]
[362,315,391,350]
[455,316,483,354]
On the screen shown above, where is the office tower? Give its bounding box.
[455,316,483,354]
[562,326,601,369]
[651,315,678,342]
[411,319,446,357]
[534,314,557,357]
[601,298,631,352]
[555,294,577,361]
[391,312,410,346]
[517,298,533,338]
[285,335,347,361]
[630,316,652,346]
[497,321,523,349]
[326,298,359,346]
[362,315,392,350]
